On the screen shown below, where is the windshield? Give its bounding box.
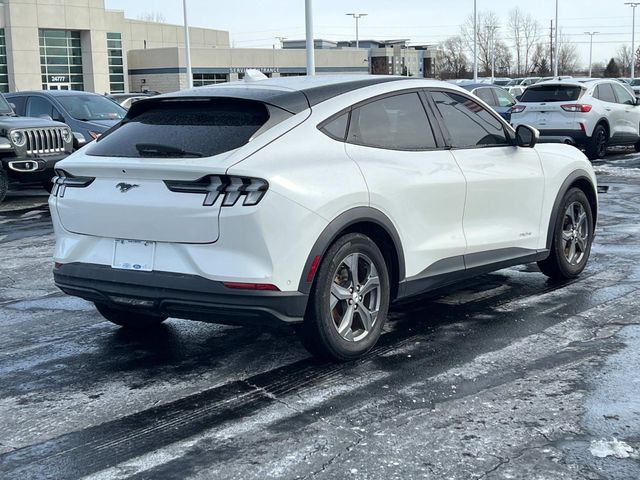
[0,93,13,114]
[519,85,583,103]
[630,79,640,87]
[505,78,523,86]
[56,95,126,121]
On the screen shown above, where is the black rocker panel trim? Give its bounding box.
[297,207,406,295]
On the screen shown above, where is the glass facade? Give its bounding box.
[0,29,8,93]
[39,29,84,90]
[107,32,125,93]
[193,73,228,86]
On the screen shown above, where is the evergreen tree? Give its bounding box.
[603,58,621,78]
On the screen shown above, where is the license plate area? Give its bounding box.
[112,239,156,271]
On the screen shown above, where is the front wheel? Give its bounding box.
[94,302,167,329]
[538,188,594,280]
[585,125,608,160]
[298,233,391,361]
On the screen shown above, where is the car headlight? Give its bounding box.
[61,128,72,144]
[10,130,26,147]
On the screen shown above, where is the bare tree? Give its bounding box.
[616,45,633,77]
[522,15,541,75]
[508,8,523,75]
[460,11,510,75]
[557,34,579,75]
[530,42,550,75]
[137,11,167,23]
[437,36,469,79]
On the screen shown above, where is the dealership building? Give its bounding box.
[0,0,435,95]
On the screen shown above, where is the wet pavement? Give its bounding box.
[0,153,639,479]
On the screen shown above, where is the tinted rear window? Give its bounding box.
[519,85,583,103]
[87,98,273,158]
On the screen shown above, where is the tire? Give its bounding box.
[585,124,608,160]
[537,187,594,280]
[0,167,7,204]
[94,302,167,329]
[298,233,391,361]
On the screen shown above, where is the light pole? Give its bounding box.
[489,26,499,82]
[473,0,478,81]
[584,31,599,78]
[305,0,315,75]
[346,13,367,48]
[626,2,640,80]
[182,0,193,89]
[553,0,559,76]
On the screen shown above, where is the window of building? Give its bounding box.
[107,32,125,94]
[0,29,8,93]
[430,90,509,148]
[347,92,437,150]
[193,73,228,86]
[39,29,84,91]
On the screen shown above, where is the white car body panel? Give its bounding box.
[50,76,598,316]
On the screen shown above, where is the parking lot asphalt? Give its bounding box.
[0,153,639,480]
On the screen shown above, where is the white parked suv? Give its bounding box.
[50,76,598,360]
[511,79,640,159]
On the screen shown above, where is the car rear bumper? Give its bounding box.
[2,154,66,183]
[536,129,589,146]
[53,263,309,327]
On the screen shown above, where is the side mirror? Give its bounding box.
[516,124,539,148]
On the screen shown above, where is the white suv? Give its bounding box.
[511,79,640,159]
[50,76,598,360]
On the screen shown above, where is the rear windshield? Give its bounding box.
[519,85,583,103]
[87,98,276,158]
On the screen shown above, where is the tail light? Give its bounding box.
[561,104,592,113]
[510,105,526,114]
[51,169,95,197]
[164,175,268,207]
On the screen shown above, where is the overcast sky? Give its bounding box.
[105,0,637,68]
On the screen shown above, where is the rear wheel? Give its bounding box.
[0,167,7,204]
[299,233,390,361]
[537,188,593,280]
[585,125,608,160]
[41,180,54,193]
[94,302,167,329]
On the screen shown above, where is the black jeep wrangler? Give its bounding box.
[0,92,73,203]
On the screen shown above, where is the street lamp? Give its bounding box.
[553,0,559,76]
[182,0,193,89]
[473,0,478,81]
[489,26,499,82]
[584,31,599,78]
[625,2,640,80]
[305,0,315,75]
[346,13,368,49]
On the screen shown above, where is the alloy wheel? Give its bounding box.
[329,252,381,342]
[562,201,589,266]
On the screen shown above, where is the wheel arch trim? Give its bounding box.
[545,169,598,250]
[297,207,406,294]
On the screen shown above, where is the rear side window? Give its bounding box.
[519,85,582,103]
[88,99,276,158]
[595,84,617,103]
[347,92,436,150]
[430,90,509,148]
[474,88,496,106]
[320,112,349,141]
[611,83,635,105]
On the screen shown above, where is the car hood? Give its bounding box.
[0,115,68,130]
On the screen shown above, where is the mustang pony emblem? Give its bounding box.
[116,182,139,193]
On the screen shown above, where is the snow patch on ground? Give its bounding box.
[589,438,636,459]
[593,165,640,178]
[6,296,93,312]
